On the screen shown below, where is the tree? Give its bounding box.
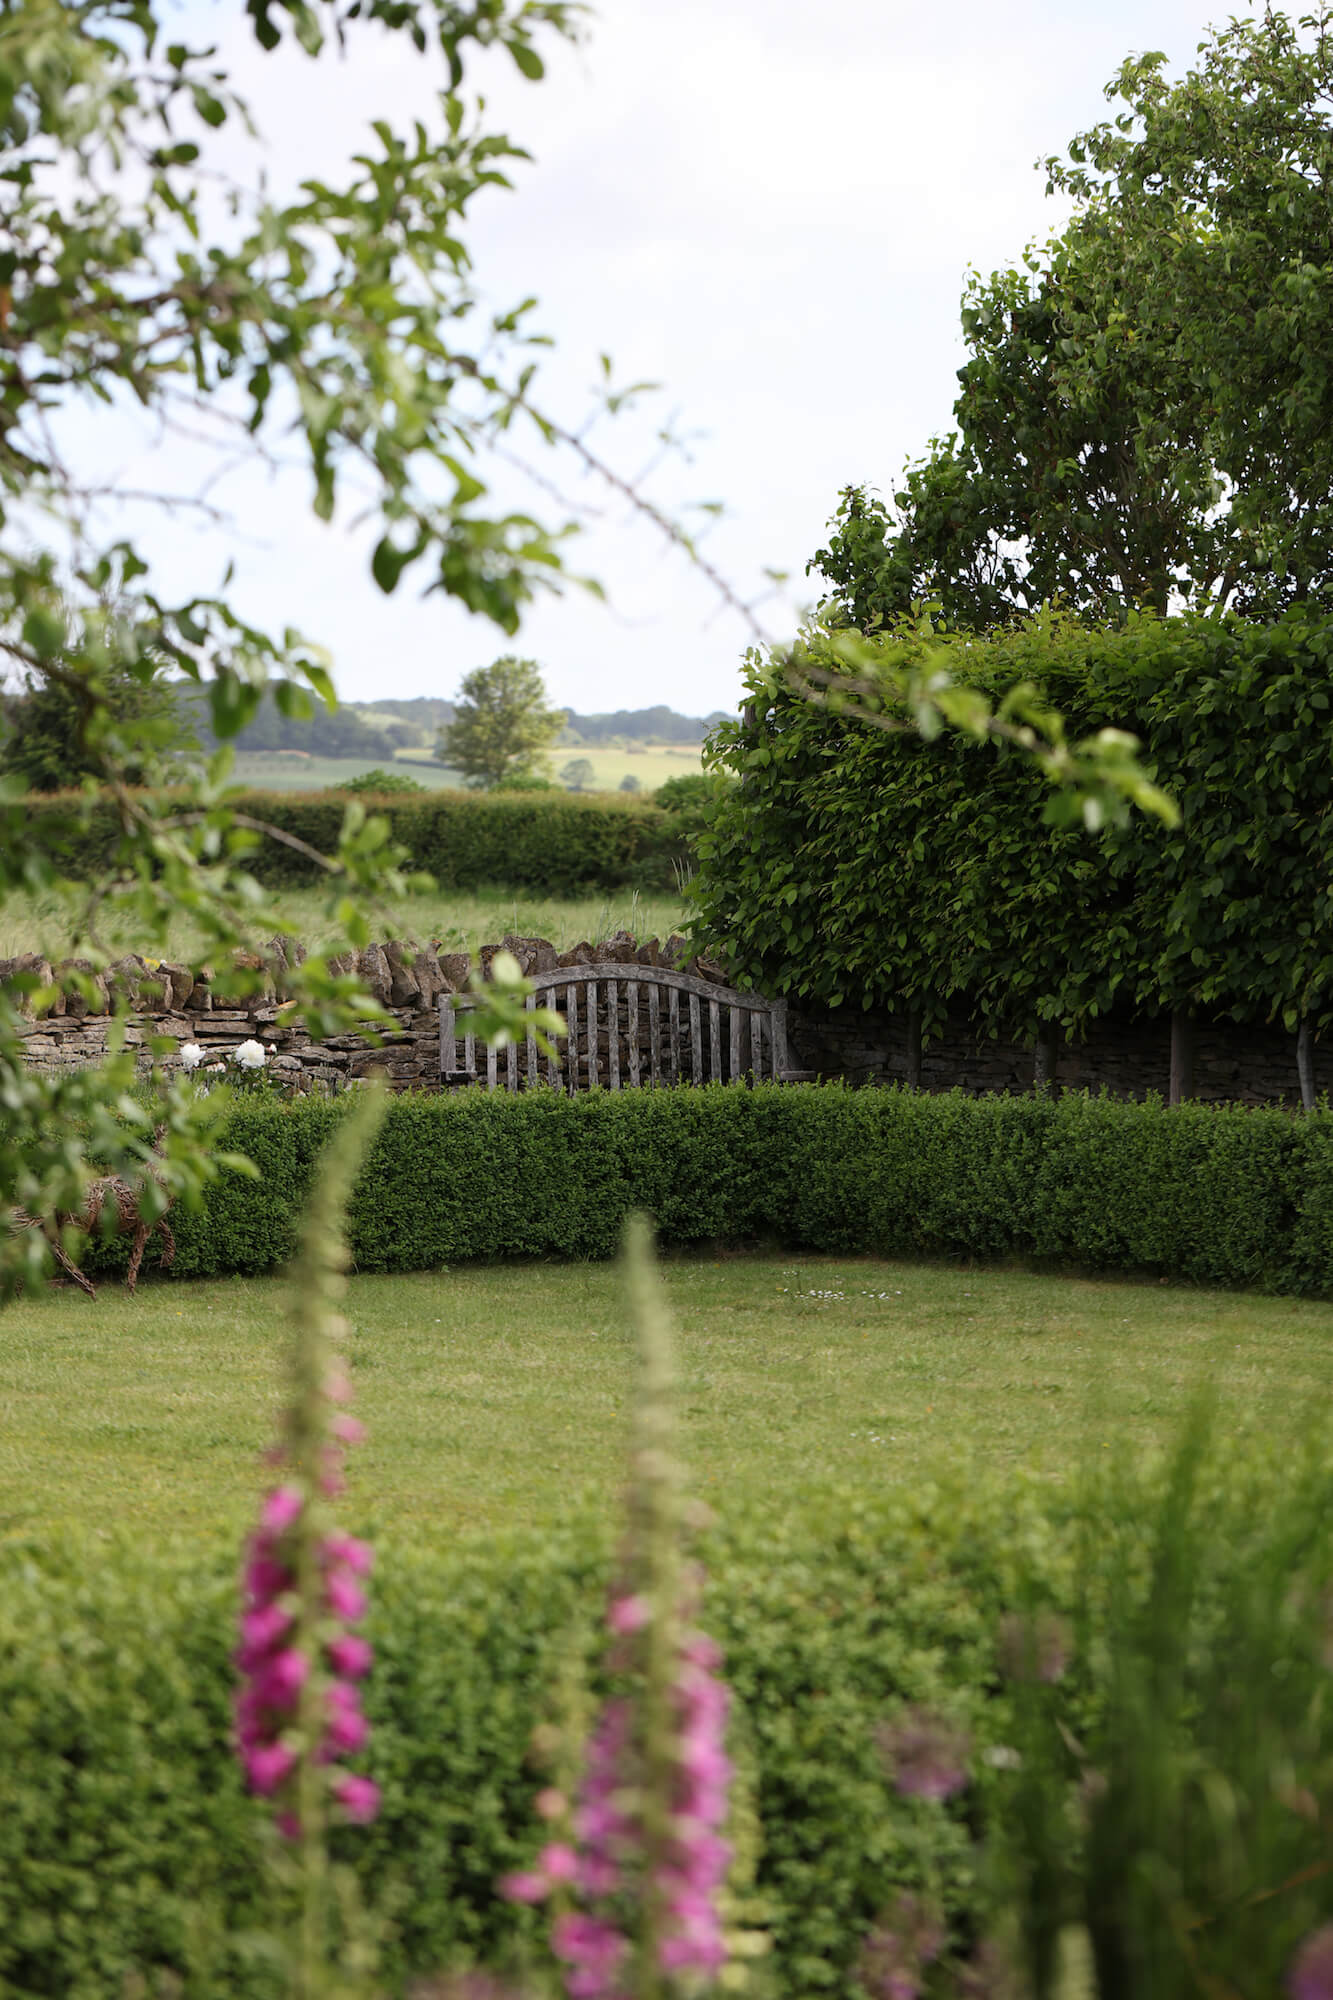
[0,0,604,1300]
[562,756,596,791]
[438,656,564,787]
[619,773,642,793]
[1,661,188,791]
[811,11,1333,633]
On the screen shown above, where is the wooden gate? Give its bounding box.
[440,961,793,1091]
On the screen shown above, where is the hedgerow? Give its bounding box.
[17,787,687,893]
[83,1085,1333,1293]
[691,612,1333,1036]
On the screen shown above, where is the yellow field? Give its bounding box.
[395,740,706,792]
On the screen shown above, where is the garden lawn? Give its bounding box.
[3,1254,1331,1548]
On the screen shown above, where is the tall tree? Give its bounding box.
[811,9,1333,633]
[438,655,564,786]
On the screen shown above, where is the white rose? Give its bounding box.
[233,1039,267,1070]
[179,1042,205,1071]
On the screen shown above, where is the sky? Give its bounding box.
[63,0,1257,718]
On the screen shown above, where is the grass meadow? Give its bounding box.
[4,1253,1331,1548]
[0,884,692,964]
[225,742,707,794]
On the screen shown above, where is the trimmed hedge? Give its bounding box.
[19,787,687,893]
[7,1441,1333,1998]
[0,1483,1102,1999]
[87,1083,1333,1293]
[693,614,1333,1035]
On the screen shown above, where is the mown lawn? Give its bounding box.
[3,1254,1331,1548]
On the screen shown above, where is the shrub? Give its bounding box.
[6,1436,1333,1998]
[333,768,426,795]
[17,787,686,893]
[82,1085,1332,1294]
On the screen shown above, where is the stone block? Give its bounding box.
[356,943,393,1007]
[383,940,422,1008]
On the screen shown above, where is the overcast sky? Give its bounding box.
[77,0,1257,717]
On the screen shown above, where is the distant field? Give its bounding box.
[0,884,692,964]
[538,742,706,791]
[225,742,707,794]
[230,752,463,791]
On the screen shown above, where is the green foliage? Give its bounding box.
[17,786,684,894]
[0,0,606,1296]
[693,615,1333,1036]
[6,1433,1333,1998]
[180,685,392,761]
[0,661,190,792]
[79,1085,1333,1296]
[332,768,426,796]
[561,756,596,791]
[991,1414,1333,1999]
[812,12,1333,630]
[618,773,642,793]
[440,658,566,788]
[490,772,557,793]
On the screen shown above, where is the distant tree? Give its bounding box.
[438,657,564,788]
[0,661,186,791]
[619,773,643,793]
[382,722,421,750]
[561,756,596,792]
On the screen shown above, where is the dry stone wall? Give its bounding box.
[1,930,707,1092]
[3,931,1324,1107]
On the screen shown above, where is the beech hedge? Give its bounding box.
[85,1084,1333,1293]
[692,612,1333,1036]
[18,787,686,892]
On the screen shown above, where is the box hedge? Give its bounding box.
[86,1084,1333,1294]
[19,787,687,893]
[0,1482,1094,2000]
[6,1437,1333,1999]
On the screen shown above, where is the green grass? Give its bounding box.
[228,753,465,791]
[4,1254,1331,1548]
[548,742,705,791]
[0,884,691,964]
[223,742,706,794]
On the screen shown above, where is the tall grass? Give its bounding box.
[0,884,691,965]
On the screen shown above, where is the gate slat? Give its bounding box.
[668,988,681,1083]
[689,993,702,1080]
[751,1009,764,1082]
[627,981,640,1087]
[464,1022,476,1081]
[586,979,599,1089]
[441,1002,456,1075]
[729,1004,742,1084]
[486,1036,498,1091]
[607,979,620,1090]
[506,1035,518,1092]
[709,997,722,1082]
[526,991,538,1088]
[566,983,579,1094]
[648,985,661,1084]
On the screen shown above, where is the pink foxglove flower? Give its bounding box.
[234,1250,379,1838]
[503,1216,740,1997]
